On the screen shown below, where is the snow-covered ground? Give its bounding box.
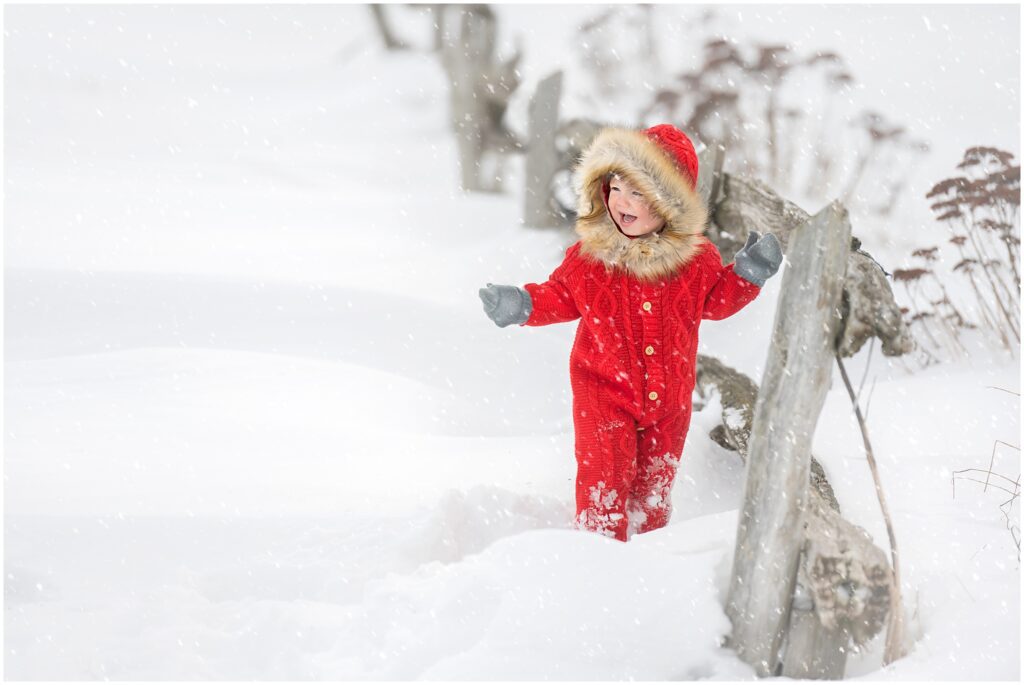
[4,5,1020,680]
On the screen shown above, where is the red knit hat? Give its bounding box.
[642,124,699,191]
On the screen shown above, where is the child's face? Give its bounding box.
[607,175,665,237]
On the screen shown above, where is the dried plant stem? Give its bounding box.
[952,469,1020,498]
[902,282,948,355]
[975,214,1018,316]
[967,266,1013,351]
[857,336,875,399]
[946,234,1011,351]
[960,215,1020,341]
[1001,235,1021,292]
[964,212,1010,294]
[984,385,1021,396]
[952,466,1022,559]
[841,146,873,208]
[985,440,1020,492]
[926,274,970,356]
[834,353,906,665]
[1002,475,1022,559]
[864,375,879,422]
[993,202,1021,288]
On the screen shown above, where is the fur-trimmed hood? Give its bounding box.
[572,127,710,282]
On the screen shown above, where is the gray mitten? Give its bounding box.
[734,231,783,287]
[479,283,533,328]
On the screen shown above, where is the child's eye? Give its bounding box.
[632,191,643,197]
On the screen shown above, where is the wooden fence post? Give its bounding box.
[695,140,725,209]
[724,200,852,676]
[439,5,504,193]
[368,5,410,51]
[523,71,564,227]
[782,487,891,678]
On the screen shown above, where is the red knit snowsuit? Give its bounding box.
[522,240,759,540]
[519,125,762,541]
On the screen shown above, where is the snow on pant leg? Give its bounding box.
[627,408,691,536]
[571,394,637,542]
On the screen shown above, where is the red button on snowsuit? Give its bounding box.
[520,125,762,541]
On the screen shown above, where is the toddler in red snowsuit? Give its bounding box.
[480,124,782,541]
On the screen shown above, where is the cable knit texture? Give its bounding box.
[521,125,762,541]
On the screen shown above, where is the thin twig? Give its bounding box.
[952,467,1022,488]
[985,440,1020,492]
[955,575,976,602]
[951,474,1020,498]
[985,386,1021,396]
[858,336,875,400]
[835,353,906,665]
[951,467,1021,559]
[864,375,878,423]
[1002,481,1022,559]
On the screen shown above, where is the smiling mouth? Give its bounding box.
[620,213,637,225]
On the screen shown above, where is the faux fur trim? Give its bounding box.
[572,127,710,281]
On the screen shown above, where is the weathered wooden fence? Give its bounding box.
[723,200,854,676]
[695,148,912,678]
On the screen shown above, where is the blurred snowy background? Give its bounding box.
[4,4,1019,680]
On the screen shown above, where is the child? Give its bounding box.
[479,124,782,542]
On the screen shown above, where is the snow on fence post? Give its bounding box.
[523,71,564,227]
[724,200,852,677]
